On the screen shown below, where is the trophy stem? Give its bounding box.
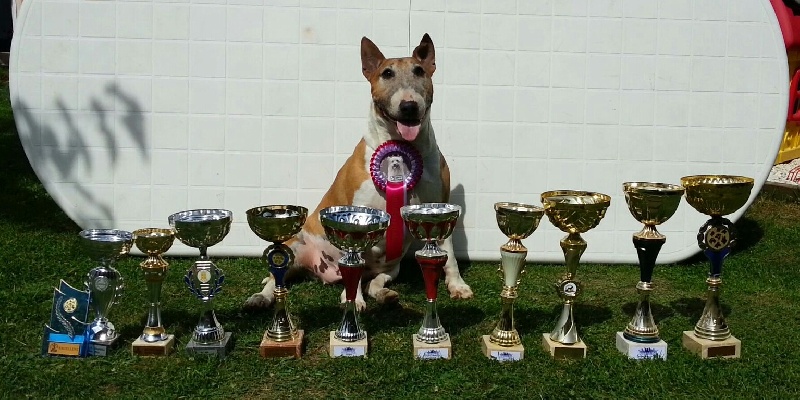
[694,276,730,340]
[415,252,449,344]
[193,300,225,344]
[550,232,586,344]
[267,287,296,341]
[490,288,521,346]
[335,263,366,342]
[141,260,167,342]
[623,282,659,343]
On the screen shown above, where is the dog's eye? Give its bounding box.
[413,66,425,76]
[381,69,394,79]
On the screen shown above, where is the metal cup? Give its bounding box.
[246,205,307,342]
[400,203,461,345]
[132,228,175,343]
[320,206,390,343]
[680,175,754,341]
[168,209,232,345]
[490,202,544,347]
[541,190,610,345]
[622,182,684,343]
[80,229,132,344]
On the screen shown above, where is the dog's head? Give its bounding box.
[361,34,436,142]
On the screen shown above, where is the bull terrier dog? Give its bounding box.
[245,34,473,311]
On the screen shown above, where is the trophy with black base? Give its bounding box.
[169,209,234,358]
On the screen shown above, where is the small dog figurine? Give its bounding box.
[246,34,473,310]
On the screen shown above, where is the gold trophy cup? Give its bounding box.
[131,228,176,356]
[481,202,544,362]
[541,190,610,359]
[616,182,684,360]
[246,205,308,359]
[680,175,754,359]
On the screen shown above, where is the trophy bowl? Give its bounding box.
[319,206,391,253]
[495,202,544,241]
[541,190,611,233]
[400,203,461,243]
[168,209,233,249]
[623,182,685,226]
[133,228,175,255]
[246,205,307,243]
[680,175,755,217]
[79,229,133,260]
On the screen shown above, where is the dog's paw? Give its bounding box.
[243,293,273,309]
[375,288,399,304]
[340,290,368,311]
[447,280,474,299]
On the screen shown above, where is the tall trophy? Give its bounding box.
[131,228,176,356]
[616,182,684,360]
[246,205,308,359]
[401,203,461,360]
[481,202,544,362]
[319,205,390,358]
[680,175,754,359]
[80,229,132,356]
[541,190,610,359]
[41,280,91,357]
[168,209,234,358]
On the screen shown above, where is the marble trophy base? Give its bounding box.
[542,333,587,359]
[615,332,667,360]
[132,334,175,356]
[186,332,234,358]
[682,331,741,359]
[329,331,368,358]
[413,335,451,360]
[89,336,120,356]
[481,335,523,362]
[260,330,304,359]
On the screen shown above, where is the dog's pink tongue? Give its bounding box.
[397,122,420,141]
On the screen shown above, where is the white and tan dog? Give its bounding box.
[245,34,473,310]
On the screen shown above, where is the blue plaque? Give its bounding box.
[41,280,90,357]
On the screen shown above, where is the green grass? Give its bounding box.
[2,73,800,399]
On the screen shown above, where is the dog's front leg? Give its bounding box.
[340,278,367,311]
[439,237,473,299]
[366,263,401,304]
[243,274,275,309]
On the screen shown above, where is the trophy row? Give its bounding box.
[42,175,754,361]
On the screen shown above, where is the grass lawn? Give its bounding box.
[2,75,800,399]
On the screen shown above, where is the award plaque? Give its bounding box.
[42,280,91,357]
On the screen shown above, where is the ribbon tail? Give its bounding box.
[385,181,406,262]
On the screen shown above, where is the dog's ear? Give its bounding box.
[361,36,386,80]
[412,33,436,76]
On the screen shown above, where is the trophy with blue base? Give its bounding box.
[42,280,91,357]
[680,175,753,359]
[169,209,234,358]
[81,229,132,356]
[616,182,684,360]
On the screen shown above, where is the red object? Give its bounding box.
[790,68,800,121]
[339,265,363,302]
[417,256,447,300]
[771,0,800,49]
[788,165,800,182]
[384,181,406,262]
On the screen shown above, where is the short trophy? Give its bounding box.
[320,205,390,358]
[401,203,461,360]
[541,190,610,359]
[131,228,176,356]
[80,229,132,356]
[169,209,234,358]
[680,175,754,359]
[42,280,91,357]
[482,202,544,362]
[246,205,308,359]
[616,182,684,360]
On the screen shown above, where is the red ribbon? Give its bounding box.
[385,180,406,262]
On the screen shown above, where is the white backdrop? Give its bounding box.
[9,0,788,263]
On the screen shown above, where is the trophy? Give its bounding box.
[319,205,390,358]
[131,228,176,356]
[401,203,461,360]
[680,175,754,359]
[541,190,610,359]
[616,182,684,360]
[42,280,91,357]
[246,205,308,359]
[168,209,234,358]
[80,229,132,356]
[481,202,544,362]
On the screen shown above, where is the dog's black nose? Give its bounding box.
[399,101,419,119]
